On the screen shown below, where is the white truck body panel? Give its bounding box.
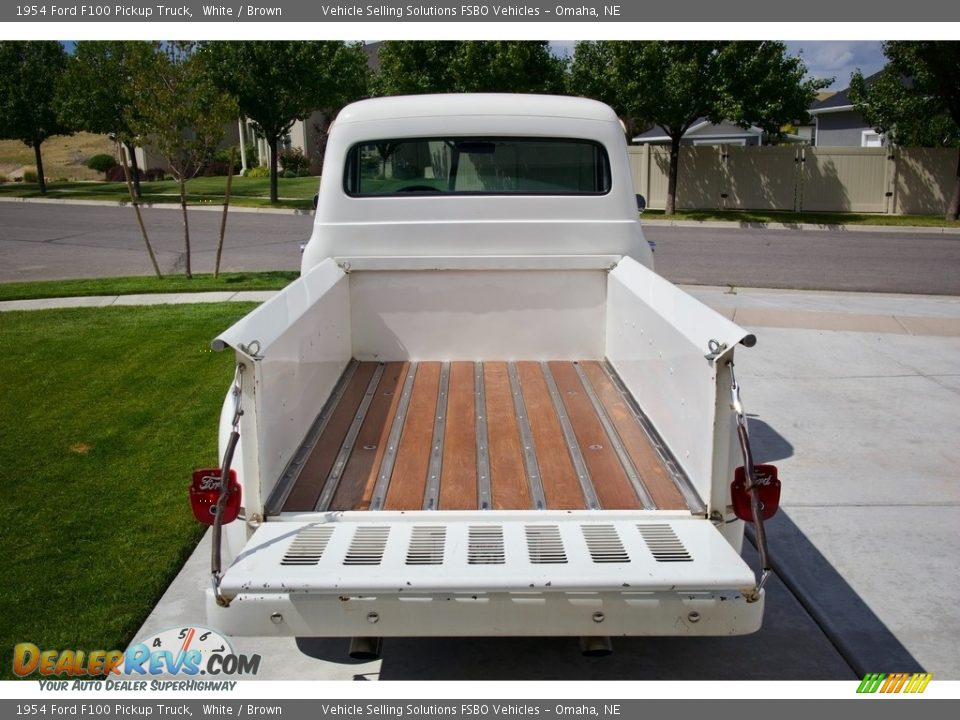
[208,95,764,639]
[303,94,652,268]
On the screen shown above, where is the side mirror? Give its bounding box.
[636,194,647,213]
[312,192,319,210]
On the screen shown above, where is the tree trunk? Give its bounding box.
[665,135,682,216]
[179,177,192,278]
[119,144,162,278]
[269,136,279,204]
[215,147,236,278]
[33,141,47,195]
[125,141,142,200]
[948,148,960,222]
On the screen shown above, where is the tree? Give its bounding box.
[57,41,153,199]
[131,42,236,278]
[849,42,960,220]
[0,41,73,194]
[569,41,643,138]
[373,41,567,97]
[453,42,567,94]
[571,41,826,214]
[202,41,369,203]
[373,41,459,96]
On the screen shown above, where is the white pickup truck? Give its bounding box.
[193,94,779,658]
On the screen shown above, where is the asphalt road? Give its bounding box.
[2,201,960,294]
[0,202,312,282]
[646,223,960,295]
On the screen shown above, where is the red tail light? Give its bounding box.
[189,468,241,525]
[731,464,781,522]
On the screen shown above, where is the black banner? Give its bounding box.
[3,0,960,22]
[2,699,959,720]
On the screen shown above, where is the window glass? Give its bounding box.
[345,137,610,195]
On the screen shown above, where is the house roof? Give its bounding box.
[363,41,382,71]
[809,71,884,115]
[632,118,763,143]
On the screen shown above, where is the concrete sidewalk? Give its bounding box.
[5,286,960,338]
[0,290,277,312]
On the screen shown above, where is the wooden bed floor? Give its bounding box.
[276,360,695,513]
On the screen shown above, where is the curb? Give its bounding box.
[3,196,959,233]
[641,218,960,235]
[0,196,313,216]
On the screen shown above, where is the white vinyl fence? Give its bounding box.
[629,145,958,215]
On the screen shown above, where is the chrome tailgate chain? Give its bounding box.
[211,363,243,607]
[727,360,772,601]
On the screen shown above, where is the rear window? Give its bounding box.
[344,137,611,196]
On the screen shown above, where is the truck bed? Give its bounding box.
[270,360,702,515]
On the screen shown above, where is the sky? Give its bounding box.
[550,41,887,91]
[783,41,885,89]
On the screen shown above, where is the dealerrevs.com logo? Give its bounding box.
[13,626,260,680]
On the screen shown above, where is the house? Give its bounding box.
[632,118,765,147]
[243,41,383,175]
[808,72,884,147]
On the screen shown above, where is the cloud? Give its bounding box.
[785,41,886,89]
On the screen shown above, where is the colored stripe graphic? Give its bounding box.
[857,673,885,693]
[857,672,932,694]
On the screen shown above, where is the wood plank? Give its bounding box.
[516,361,585,510]
[439,361,478,510]
[483,362,532,510]
[329,362,409,512]
[549,361,642,510]
[384,361,441,510]
[282,361,378,512]
[580,361,688,510]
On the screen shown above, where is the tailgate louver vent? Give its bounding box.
[343,526,390,566]
[280,526,334,566]
[582,524,630,563]
[637,524,692,562]
[525,525,567,564]
[468,525,505,565]
[406,526,447,565]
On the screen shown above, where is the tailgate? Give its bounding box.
[220,514,754,597]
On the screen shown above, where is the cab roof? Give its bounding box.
[335,93,620,125]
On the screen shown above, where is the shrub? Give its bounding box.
[86,153,118,173]
[244,142,259,167]
[0,173,9,184]
[213,147,242,174]
[279,147,310,176]
[105,166,135,182]
[23,170,38,183]
[199,160,237,177]
[245,165,270,178]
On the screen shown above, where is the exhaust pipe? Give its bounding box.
[348,637,383,661]
[579,636,613,657]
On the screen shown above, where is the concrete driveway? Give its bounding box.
[132,285,960,681]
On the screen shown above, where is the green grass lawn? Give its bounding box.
[0,303,258,680]
[0,176,319,210]
[642,208,960,228]
[0,271,298,302]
